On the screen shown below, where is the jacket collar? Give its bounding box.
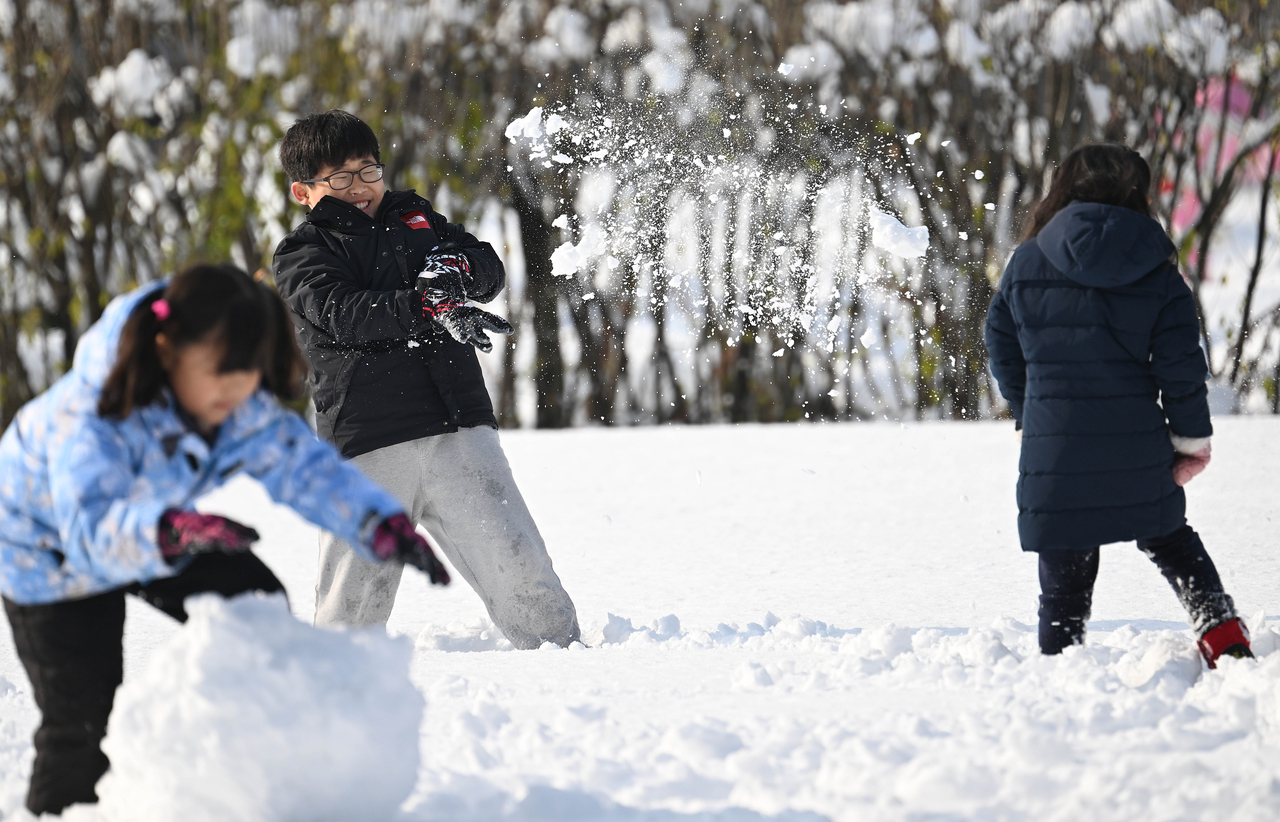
[304,190,425,234]
[136,388,278,462]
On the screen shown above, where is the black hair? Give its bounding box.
[1021,143,1153,240]
[280,109,381,183]
[98,263,308,419]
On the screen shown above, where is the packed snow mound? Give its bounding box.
[869,209,929,259]
[89,594,423,822]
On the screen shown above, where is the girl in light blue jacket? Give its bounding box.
[0,263,449,816]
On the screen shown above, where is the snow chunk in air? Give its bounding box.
[870,209,929,259]
[551,224,609,278]
[505,107,545,141]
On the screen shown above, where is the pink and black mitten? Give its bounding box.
[370,513,451,586]
[158,510,260,564]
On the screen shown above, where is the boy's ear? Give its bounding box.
[290,181,317,208]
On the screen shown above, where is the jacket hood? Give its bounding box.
[1036,201,1175,287]
[71,281,167,389]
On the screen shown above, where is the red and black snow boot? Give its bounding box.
[1197,617,1254,669]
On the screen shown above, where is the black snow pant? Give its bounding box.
[3,551,284,817]
[1038,524,1236,655]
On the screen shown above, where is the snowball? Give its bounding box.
[93,594,423,822]
[859,328,877,348]
[550,224,608,278]
[505,107,545,141]
[869,209,929,259]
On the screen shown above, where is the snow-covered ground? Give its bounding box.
[1,418,1278,821]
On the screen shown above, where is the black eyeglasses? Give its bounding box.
[302,163,385,190]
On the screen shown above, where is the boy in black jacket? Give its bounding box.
[273,110,579,649]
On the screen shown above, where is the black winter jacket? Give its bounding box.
[985,201,1212,552]
[273,190,503,458]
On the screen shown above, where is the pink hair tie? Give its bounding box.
[152,299,171,320]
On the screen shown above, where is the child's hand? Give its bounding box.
[158,510,259,562]
[1172,445,1212,486]
[370,513,451,586]
[426,302,514,353]
[415,251,471,304]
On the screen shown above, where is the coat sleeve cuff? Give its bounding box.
[1170,433,1212,455]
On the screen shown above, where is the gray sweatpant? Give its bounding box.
[314,426,580,649]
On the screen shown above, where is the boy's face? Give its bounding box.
[290,155,385,217]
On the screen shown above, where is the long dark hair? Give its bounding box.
[98,263,307,418]
[1021,144,1153,240]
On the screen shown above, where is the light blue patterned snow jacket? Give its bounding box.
[0,282,405,605]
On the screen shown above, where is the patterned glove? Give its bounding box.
[429,305,514,353]
[415,251,472,305]
[370,513,451,586]
[158,510,260,564]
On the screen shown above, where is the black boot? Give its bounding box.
[1039,592,1092,654]
[1038,548,1100,655]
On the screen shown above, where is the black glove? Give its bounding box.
[428,304,514,353]
[370,513,450,586]
[415,251,472,304]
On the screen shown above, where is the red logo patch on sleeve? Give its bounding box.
[400,211,431,229]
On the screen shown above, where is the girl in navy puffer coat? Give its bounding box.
[0,263,450,816]
[985,144,1251,667]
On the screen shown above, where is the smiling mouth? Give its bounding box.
[353,199,371,211]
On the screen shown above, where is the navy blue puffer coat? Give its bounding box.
[985,201,1212,552]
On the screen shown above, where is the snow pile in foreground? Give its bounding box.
[77,594,422,822]
[401,611,1280,821]
[1,420,1276,821]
